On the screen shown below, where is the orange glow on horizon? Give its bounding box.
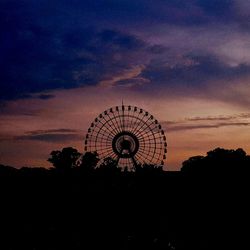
[0,85,249,170]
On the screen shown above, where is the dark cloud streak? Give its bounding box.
[166,122,250,132]
[26,129,79,135]
[15,129,82,142]
[37,94,55,100]
[162,112,250,132]
[16,133,82,143]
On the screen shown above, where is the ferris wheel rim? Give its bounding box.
[84,105,167,168]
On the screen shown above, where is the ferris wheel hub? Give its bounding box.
[121,140,131,149]
[112,131,139,158]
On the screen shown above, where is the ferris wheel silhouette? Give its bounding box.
[85,105,167,168]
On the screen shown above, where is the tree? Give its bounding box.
[79,151,99,170]
[181,147,249,173]
[181,156,205,173]
[134,163,163,174]
[48,147,81,170]
[98,157,121,173]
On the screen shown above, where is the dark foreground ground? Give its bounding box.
[0,168,249,250]
[0,148,249,249]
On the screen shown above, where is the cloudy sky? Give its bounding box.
[1,0,250,170]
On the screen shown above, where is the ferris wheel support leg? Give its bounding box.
[131,156,138,169]
[115,157,120,168]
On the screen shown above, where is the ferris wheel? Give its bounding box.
[84,105,167,168]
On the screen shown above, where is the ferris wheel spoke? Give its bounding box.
[143,149,159,159]
[133,114,158,135]
[116,108,125,132]
[105,112,121,135]
[94,137,110,152]
[135,124,157,149]
[92,138,112,149]
[132,120,154,141]
[122,105,125,131]
[132,116,152,137]
[114,107,123,132]
[92,133,112,142]
[127,113,136,131]
[98,148,116,157]
[132,109,142,127]
[89,143,112,151]
[127,110,136,132]
[93,116,118,144]
[97,121,118,138]
[130,114,147,136]
[99,150,117,160]
[94,145,113,153]
[90,129,113,141]
[138,136,159,144]
[105,114,123,134]
[132,117,157,140]
[136,148,151,161]
[140,150,163,160]
[129,109,144,135]
[134,154,144,165]
[96,147,113,154]
[138,136,163,145]
[90,126,113,139]
[108,151,118,160]
[137,147,152,156]
[135,150,150,163]
[138,144,156,153]
[95,144,115,153]
[119,114,137,131]
[94,121,117,138]
[136,131,156,142]
[133,155,140,165]
[116,156,121,166]
[111,113,123,134]
[134,129,154,142]
[134,111,155,134]
[107,111,120,134]
[125,108,131,131]
[89,144,111,151]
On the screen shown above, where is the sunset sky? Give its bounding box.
[1,0,250,170]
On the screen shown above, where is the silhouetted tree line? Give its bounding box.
[0,147,249,250]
